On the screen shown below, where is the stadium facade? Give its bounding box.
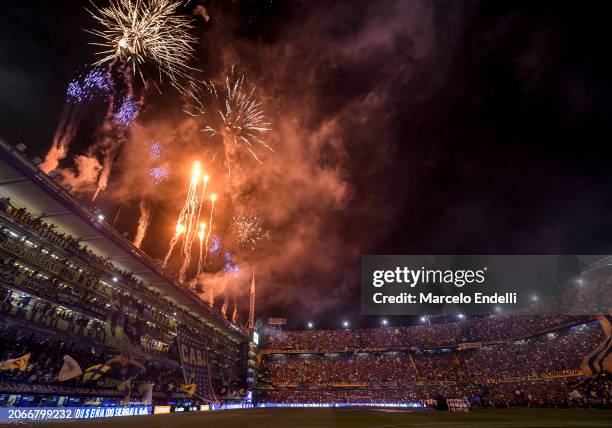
[0,138,254,408]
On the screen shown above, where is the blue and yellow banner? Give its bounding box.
[176,325,216,402]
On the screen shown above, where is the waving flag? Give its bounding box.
[58,355,82,381]
[0,353,30,371]
[176,325,216,402]
[83,364,111,382]
[580,314,612,379]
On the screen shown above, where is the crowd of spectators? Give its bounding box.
[0,199,243,353]
[264,314,588,352]
[258,321,608,406]
[0,198,237,337]
[0,329,190,395]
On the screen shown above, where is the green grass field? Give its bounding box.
[8,408,612,428]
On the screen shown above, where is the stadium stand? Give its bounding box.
[0,196,249,406]
[258,321,607,407]
[258,284,611,409]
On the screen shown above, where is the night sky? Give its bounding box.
[1,0,611,330]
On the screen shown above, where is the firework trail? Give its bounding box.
[92,66,139,201]
[162,221,185,268]
[41,67,111,173]
[182,173,208,257]
[196,222,206,275]
[231,300,239,324]
[86,0,198,95]
[133,199,151,248]
[221,295,229,318]
[204,193,217,259]
[164,161,200,269]
[178,172,209,282]
[162,162,200,268]
[187,66,272,176]
[164,162,217,283]
[205,287,214,307]
[230,209,267,251]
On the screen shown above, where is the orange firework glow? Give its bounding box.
[204,194,217,260]
[163,161,218,283]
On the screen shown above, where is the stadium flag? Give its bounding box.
[176,324,217,402]
[83,364,111,382]
[137,382,154,405]
[0,353,30,371]
[58,355,82,381]
[180,382,197,396]
[579,314,612,379]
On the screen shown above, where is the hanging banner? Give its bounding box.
[176,325,217,402]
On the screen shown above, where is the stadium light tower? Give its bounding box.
[457,314,465,320]
[381,318,388,326]
[342,320,349,328]
[494,306,502,313]
[531,295,538,302]
[97,214,105,221]
[307,322,314,329]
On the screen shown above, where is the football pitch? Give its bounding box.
[8,408,612,428]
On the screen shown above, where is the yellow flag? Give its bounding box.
[180,383,197,396]
[0,353,30,371]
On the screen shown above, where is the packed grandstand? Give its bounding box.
[0,141,251,411]
[0,141,610,418]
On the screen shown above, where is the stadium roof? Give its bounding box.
[0,138,246,342]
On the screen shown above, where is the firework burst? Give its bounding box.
[86,0,197,94]
[188,66,272,175]
[230,209,267,250]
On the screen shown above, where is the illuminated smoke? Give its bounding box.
[92,68,138,201]
[193,5,210,22]
[41,67,111,174]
